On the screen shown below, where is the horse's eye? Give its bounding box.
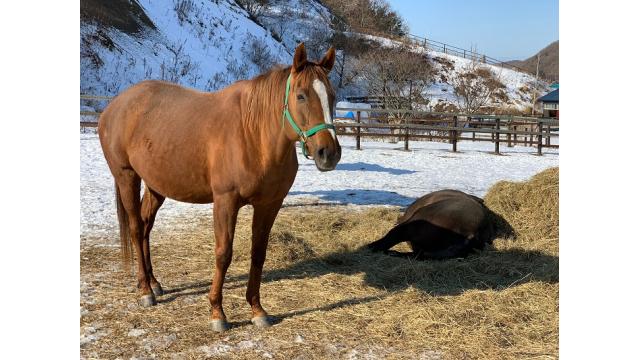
[297,94,305,101]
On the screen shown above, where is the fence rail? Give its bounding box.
[404,34,529,74]
[80,95,558,155]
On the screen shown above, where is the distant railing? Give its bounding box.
[403,34,530,74]
[349,28,530,74]
[80,95,558,155]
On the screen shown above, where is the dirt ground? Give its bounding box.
[80,170,559,359]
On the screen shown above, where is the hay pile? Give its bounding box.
[485,167,559,254]
[80,168,559,359]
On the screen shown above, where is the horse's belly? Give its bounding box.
[129,152,213,204]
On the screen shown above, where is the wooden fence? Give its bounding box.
[80,95,559,155]
[333,108,558,156]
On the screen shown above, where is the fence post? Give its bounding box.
[529,128,534,146]
[443,44,446,54]
[545,123,551,146]
[404,115,410,151]
[494,118,501,155]
[356,111,361,150]
[451,116,458,152]
[469,117,475,141]
[507,122,512,147]
[537,121,543,156]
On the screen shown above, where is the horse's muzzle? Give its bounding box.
[314,143,341,172]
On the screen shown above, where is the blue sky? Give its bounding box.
[387,0,559,60]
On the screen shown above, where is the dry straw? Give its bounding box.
[81,167,559,359]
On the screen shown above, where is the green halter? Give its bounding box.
[282,73,335,159]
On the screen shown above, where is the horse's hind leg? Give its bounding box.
[117,170,156,306]
[367,224,408,252]
[141,186,165,297]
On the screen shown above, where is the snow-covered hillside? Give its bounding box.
[352,34,547,112]
[80,1,545,112]
[81,0,290,96]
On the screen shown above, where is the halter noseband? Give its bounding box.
[282,73,335,159]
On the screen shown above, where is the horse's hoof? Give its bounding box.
[210,319,230,332]
[151,283,164,297]
[139,294,157,307]
[251,316,272,328]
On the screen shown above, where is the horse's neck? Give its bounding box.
[238,82,297,170]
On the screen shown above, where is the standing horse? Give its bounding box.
[98,43,341,331]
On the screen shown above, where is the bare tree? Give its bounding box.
[242,34,276,73]
[452,60,506,114]
[357,46,434,113]
[236,0,271,19]
[322,0,407,37]
[355,45,434,141]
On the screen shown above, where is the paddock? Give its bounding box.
[80,134,558,359]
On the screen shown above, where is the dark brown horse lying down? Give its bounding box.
[99,43,340,332]
[368,190,497,259]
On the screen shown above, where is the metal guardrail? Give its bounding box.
[404,34,530,74]
[347,28,531,74]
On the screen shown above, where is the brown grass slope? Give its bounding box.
[81,0,156,34]
[80,167,559,359]
[508,41,559,82]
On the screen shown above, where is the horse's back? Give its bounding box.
[399,190,482,223]
[400,190,488,238]
[98,80,226,203]
[99,80,207,137]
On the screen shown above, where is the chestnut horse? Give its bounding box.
[98,43,341,331]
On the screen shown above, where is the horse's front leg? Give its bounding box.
[208,193,240,332]
[246,199,283,328]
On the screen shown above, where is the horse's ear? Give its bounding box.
[292,43,307,73]
[319,46,336,72]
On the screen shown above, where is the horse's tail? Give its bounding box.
[115,181,132,270]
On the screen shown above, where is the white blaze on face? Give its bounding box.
[312,79,336,140]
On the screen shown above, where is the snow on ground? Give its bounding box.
[81,133,558,242]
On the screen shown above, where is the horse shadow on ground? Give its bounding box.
[160,246,557,326]
[334,162,417,175]
[288,189,415,206]
[159,216,556,328]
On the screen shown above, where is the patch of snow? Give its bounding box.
[143,333,177,352]
[198,344,233,357]
[294,334,305,343]
[236,340,257,350]
[81,133,558,241]
[80,325,109,347]
[128,328,147,337]
[419,350,444,359]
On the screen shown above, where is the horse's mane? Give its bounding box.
[242,63,332,134]
[243,65,289,132]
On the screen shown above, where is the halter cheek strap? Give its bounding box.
[282,74,335,159]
